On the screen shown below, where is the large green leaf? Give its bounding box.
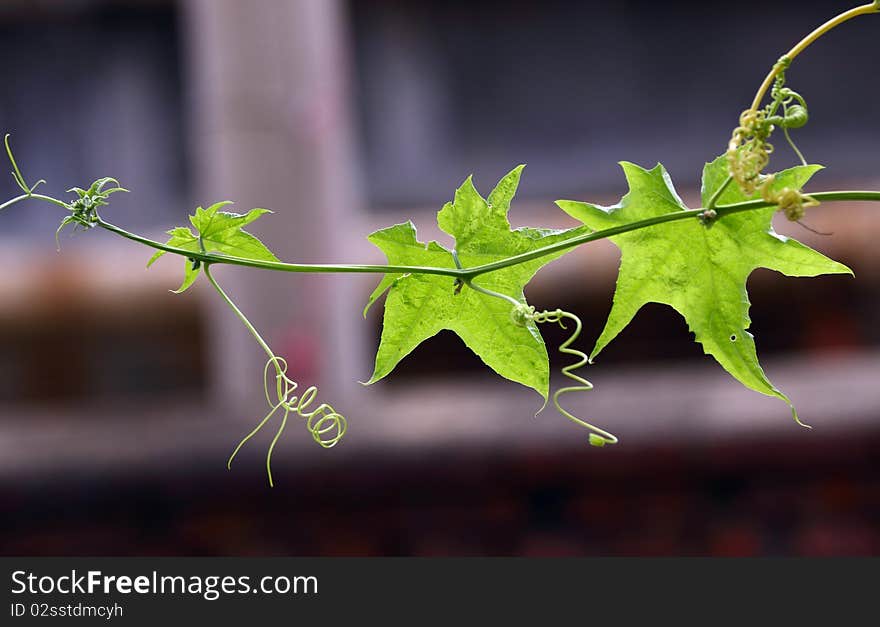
[557,156,851,421]
[366,166,589,400]
[148,201,279,292]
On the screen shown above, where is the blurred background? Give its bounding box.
[1,0,879,556]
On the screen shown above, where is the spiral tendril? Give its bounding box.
[227,356,347,487]
[727,59,818,221]
[456,262,616,447]
[760,177,819,223]
[515,304,618,448]
[727,108,773,196]
[203,264,346,487]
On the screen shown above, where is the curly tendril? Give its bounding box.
[514,304,618,448]
[760,177,820,222]
[727,108,774,196]
[727,57,819,222]
[202,264,346,487]
[457,250,617,447]
[226,356,347,487]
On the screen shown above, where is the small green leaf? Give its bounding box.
[366,166,589,400]
[173,260,201,294]
[557,156,851,421]
[148,201,279,292]
[147,227,194,268]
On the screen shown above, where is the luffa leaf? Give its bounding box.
[557,156,851,421]
[366,166,589,400]
[148,201,279,293]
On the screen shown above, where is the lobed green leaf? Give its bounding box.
[366,166,589,400]
[557,156,851,421]
[148,201,279,293]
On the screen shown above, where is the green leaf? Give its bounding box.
[366,166,589,400]
[148,201,279,293]
[557,156,852,422]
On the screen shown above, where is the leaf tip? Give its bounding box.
[207,200,235,211]
[790,403,812,429]
[362,296,380,318]
[534,396,549,416]
[146,251,164,268]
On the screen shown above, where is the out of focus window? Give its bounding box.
[0,1,203,406]
[0,0,188,236]
[349,0,880,212]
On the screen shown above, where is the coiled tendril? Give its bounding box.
[203,264,346,487]
[515,303,618,448]
[760,177,819,223]
[456,251,617,448]
[226,355,347,487]
[727,107,774,196]
[727,56,818,222]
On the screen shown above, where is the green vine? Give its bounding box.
[2,2,879,485]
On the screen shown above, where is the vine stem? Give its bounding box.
[464,280,521,308]
[749,2,879,112]
[0,192,69,212]
[452,250,522,307]
[468,191,880,277]
[202,264,276,364]
[84,191,880,278]
[5,190,880,280]
[706,175,734,210]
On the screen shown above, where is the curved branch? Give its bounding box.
[749,3,879,112]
